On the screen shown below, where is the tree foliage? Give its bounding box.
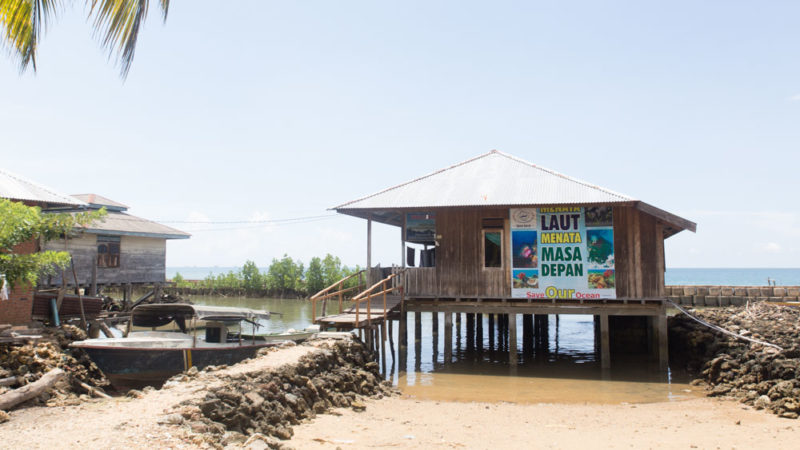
[0,0,169,78]
[0,198,105,288]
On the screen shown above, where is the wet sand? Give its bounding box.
[291,395,800,449]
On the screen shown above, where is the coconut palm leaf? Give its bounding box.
[0,0,168,78]
[0,0,62,72]
[89,0,169,77]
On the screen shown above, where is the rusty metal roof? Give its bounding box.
[0,168,87,207]
[82,211,191,240]
[335,150,635,210]
[72,194,130,211]
[334,150,696,235]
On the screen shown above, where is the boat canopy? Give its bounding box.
[132,304,270,328]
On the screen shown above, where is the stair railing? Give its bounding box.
[351,268,407,327]
[310,270,365,320]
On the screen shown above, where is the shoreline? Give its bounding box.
[290,395,800,449]
[1,337,799,449]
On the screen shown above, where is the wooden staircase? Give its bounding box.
[310,268,405,331]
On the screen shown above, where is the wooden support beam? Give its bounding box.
[475,313,483,349]
[388,319,396,362]
[398,307,407,371]
[600,314,611,369]
[658,309,668,370]
[444,312,452,364]
[414,311,422,343]
[367,216,373,285]
[488,313,495,349]
[508,313,518,365]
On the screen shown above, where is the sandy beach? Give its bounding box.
[290,395,800,449]
[2,338,799,450]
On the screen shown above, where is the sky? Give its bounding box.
[1,1,799,269]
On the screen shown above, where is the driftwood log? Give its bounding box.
[0,377,17,387]
[0,368,65,411]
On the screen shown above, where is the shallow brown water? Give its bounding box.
[185,297,693,405]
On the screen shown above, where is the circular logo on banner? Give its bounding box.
[512,208,536,226]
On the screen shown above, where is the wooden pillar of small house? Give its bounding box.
[398,304,407,371]
[508,313,518,365]
[444,312,453,364]
[657,307,668,370]
[522,314,533,355]
[600,313,611,369]
[498,314,506,351]
[466,313,475,350]
[475,313,483,350]
[594,315,601,354]
[388,318,396,363]
[380,323,387,375]
[367,215,372,285]
[488,313,495,349]
[431,310,439,361]
[89,261,98,296]
[455,312,462,352]
[414,312,422,343]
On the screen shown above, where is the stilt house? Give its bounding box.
[0,169,88,324]
[42,194,190,292]
[330,150,696,368]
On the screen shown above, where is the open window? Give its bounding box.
[97,235,120,268]
[482,218,504,268]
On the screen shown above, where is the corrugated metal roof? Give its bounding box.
[82,211,191,240]
[0,168,87,207]
[72,194,129,210]
[335,150,636,210]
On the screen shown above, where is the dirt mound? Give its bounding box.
[670,301,800,419]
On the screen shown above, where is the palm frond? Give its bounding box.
[88,0,168,78]
[0,0,62,73]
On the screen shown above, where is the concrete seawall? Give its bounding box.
[666,285,800,306]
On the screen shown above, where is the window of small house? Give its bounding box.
[483,230,503,268]
[97,236,120,268]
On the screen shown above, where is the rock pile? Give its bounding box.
[168,338,396,448]
[669,301,800,419]
[0,324,108,408]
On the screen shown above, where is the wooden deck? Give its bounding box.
[315,295,402,330]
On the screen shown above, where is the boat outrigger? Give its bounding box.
[73,304,288,390]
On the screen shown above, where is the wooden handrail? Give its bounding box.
[310,270,365,300]
[352,269,407,327]
[310,270,365,320]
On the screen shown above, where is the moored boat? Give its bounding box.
[72,304,277,390]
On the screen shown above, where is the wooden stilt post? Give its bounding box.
[444,312,453,364]
[466,313,474,350]
[658,308,668,370]
[414,312,422,343]
[476,313,483,350]
[455,312,462,352]
[509,313,518,365]
[398,305,407,371]
[431,310,439,361]
[488,313,495,349]
[600,313,611,369]
[388,319,396,361]
[380,323,387,375]
[522,314,532,355]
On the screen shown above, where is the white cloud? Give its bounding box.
[762,242,782,253]
[788,94,800,102]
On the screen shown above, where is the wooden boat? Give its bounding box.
[72,304,277,390]
[260,325,320,343]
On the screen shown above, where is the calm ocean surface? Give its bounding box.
[168,266,800,286]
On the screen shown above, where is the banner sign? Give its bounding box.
[510,206,615,300]
[406,212,436,243]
